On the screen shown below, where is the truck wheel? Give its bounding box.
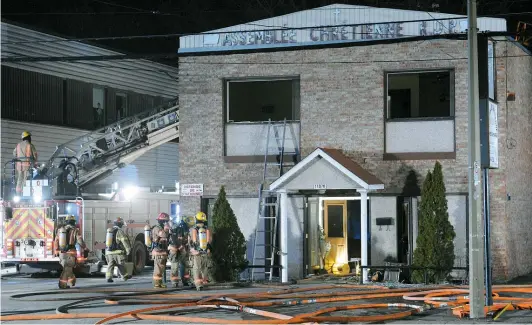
[131,240,147,275]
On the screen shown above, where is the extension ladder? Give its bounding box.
[251,118,299,281]
[42,98,179,189]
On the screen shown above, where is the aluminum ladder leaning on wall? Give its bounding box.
[251,118,299,282]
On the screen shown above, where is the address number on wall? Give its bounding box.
[313,184,327,190]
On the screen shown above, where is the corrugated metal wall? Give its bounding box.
[2,66,169,130]
[1,119,179,190]
[1,22,179,98]
[65,79,93,129]
[1,65,64,124]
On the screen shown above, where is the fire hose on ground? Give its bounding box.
[1,282,531,323]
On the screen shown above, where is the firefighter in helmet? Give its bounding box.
[54,215,87,289]
[168,217,191,287]
[105,217,132,283]
[12,131,38,195]
[150,212,170,288]
[189,211,214,291]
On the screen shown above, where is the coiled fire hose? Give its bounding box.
[1,283,531,323]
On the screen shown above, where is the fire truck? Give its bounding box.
[1,99,180,275]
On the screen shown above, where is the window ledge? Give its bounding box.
[224,155,299,164]
[386,117,454,122]
[383,152,456,161]
[226,120,301,125]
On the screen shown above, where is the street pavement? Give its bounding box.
[1,268,531,324]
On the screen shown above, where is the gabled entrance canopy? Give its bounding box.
[269,147,384,192]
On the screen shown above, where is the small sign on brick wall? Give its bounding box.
[181,184,204,196]
[488,101,499,169]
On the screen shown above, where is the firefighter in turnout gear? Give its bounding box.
[151,212,170,288]
[189,211,213,291]
[168,218,191,288]
[105,217,132,283]
[54,215,87,289]
[12,131,38,195]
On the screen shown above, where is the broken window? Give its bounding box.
[386,70,454,119]
[226,78,300,123]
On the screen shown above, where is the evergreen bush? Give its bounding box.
[210,186,248,281]
[412,161,456,283]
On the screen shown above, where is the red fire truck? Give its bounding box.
[1,100,180,275]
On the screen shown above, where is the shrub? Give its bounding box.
[412,162,456,283]
[210,186,248,281]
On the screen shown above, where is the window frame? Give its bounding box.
[384,69,456,122]
[487,41,497,101]
[224,76,301,124]
[92,86,105,109]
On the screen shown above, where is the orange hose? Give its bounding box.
[2,283,532,323]
[402,287,532,318]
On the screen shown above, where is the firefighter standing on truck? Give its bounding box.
[149,213,170,288]
[54,215,87,289]
[105,217,132,283]
[168,218,191,288]
[12,131,38,195]
[189,211,213,291]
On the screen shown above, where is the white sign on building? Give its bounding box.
[180,183,204,197]
[179,4,507,53]
[488,101,499,169]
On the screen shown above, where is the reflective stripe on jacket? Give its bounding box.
[13,141,38,171]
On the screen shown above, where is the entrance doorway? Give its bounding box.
[397,197,414,265]
[323,200,347,272]
[319,198,371,275]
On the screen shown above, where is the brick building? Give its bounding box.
[177,4,532,282]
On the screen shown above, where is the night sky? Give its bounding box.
[2,0,531,63]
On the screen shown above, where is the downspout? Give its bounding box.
[303,196,309,277]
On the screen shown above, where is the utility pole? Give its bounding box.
[467,0,486,318]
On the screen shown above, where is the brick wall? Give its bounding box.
[178,38,532,280]
[498,41,532,280]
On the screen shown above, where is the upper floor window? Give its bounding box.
[386,70,454,120]
[226,78,300,123]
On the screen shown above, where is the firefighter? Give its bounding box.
[168,218,191,288]
[151,212,170,288]
[189,211,214,291]
[54,215,87,289]
[105,217,132,283]
[12,131,38,195]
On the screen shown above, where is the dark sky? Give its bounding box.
[2,0,531,60]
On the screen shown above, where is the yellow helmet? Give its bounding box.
[195,212,207,223]
[184,216,196,227]
[21,131,31,139]
[65,215,76,221]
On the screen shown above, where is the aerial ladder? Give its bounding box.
[3,98,180,201]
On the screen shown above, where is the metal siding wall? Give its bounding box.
[105,88,117,124]
[0,120,179,189]
[2,66,170,130]
[2,22,179,98]
[1,66,63,124]
[66,79,93,129]
[102,142,179,189]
